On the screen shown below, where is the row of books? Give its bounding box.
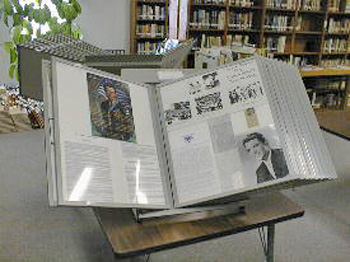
[298,0,322,10]
[266,0,299,9]
[272,55,312,67]
[193,0,256,7]
[136,24,165,38]
[192,0,225,4]
[323,38,348,53]
[196,34,224,49]
[327,18,350,33]
[346,0,350,12]
[307,78,346,109]
[265,36,287,53]
[228,0,255,7]
[320,58,350,67]
[137,41,161,54]
[226,34,250,46]
[228,11,254,29]
[329,0,342,12]
[266,0,321,10]
[190,10,226,29]
[264,15,293,31]
[137,4,166,21]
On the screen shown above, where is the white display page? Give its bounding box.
[160,59,291,205]
[53,60,167,207]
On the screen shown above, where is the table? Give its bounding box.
[93,192,304,261]
[315,109,350,140]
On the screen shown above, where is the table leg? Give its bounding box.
[266,224,275,262]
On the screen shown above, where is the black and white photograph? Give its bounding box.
[244,107,260,128]
[238,128,289,184]
[164,101,192,125]
[228,80,264,105]
[87,73,136,142]
[188,71,220,95]
[202,71,220,90]
[195,92,223,115]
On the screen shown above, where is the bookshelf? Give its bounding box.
[130,0,169,54]
[128,0,350,110]
[301,68,350,109]
[184,0,350,67]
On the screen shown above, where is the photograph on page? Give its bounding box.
[87,73,136,142]
[237,126,290,185]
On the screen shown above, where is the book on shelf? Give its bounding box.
[323,38,347,53]
[327,18,350,33]
[136,24,165,38]
[229,0,255,7]
[320,58,350,67]
[228,11,254,29]
[137,41,161,54]
[190,9,226,29]
[138,4,166,21]
[44,56,336,209]
[227,34,251,46]
[346,0,350,12]
[193,0,226,4]
[264,15,293,31]
[306,78,346,109]
[328,0,342,12]
[197,34,224,48]
[265,36,287,53]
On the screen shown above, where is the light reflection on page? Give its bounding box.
[69,167,93,201]
[134,159,148,204]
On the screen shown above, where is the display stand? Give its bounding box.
[93,192,304,262]
[132,199,247,222]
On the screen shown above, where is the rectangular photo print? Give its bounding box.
[236,126,290,185]
[87,73,136,142]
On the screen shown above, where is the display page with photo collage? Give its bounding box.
[160,58,291,205]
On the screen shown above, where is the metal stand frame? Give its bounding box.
[132,200,247,223]
[258,224,275,262]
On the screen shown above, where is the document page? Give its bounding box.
[52,59,167,208]
[160,58,292,206]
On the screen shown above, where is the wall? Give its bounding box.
[76,0,130,52]
[0,0,130,86]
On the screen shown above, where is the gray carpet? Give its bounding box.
[0,130,349,262]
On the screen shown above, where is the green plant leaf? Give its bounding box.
[71,0,82,14]
[42,4,51,21]
[4,41,14,53]
[9,64,16,79]
[12,25,22,44]
[13,0,24,14]
[15,66,19,81]
[4,0,13,15]
[22,19,33,35]
[10,49,18,63]
[13,13,21,26]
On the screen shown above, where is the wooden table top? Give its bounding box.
[315,109,350,140]
[93,193,304,257]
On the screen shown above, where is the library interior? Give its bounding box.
[0,1,350,262]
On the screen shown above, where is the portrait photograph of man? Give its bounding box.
[241,131,289,184]
[87,73,136,142]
